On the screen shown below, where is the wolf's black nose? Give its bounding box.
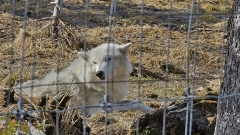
[96,71,104,78]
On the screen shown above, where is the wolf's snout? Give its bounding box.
[96,71,105,80]
[96,71,103,77]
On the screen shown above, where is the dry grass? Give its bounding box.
[0,0,233,134]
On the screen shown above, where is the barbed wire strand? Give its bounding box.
[109,3,117,135]
[36,0,40,18]
[103,0,116,134]
[50,0,63,134]
[2,92,240,117]
[189,0,200,134]
[0,11,232,20]
[83,0,89,134]
[4,0,17,134]
[106,0,117,134]
[0,94,223,115]
[1,77,219,90]
[184,0,195,134]
[27,0,40,133]
[135,0,144,134]
[162,0,172,134]
[5,77,222,91]
[17,0,29,134]
[55,11,62,135]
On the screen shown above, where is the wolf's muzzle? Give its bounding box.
[96,71,105,80]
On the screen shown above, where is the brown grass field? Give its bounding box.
[0,0,233,134]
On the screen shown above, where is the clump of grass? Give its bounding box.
[218,5,232,13]
[200,15,218,23]
[0,116,29,135]
[0,4,12,13]
[201,3,232,13]
[0,13,12,24]
[202,4,219,12]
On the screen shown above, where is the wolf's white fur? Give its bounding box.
[15,43,152,116]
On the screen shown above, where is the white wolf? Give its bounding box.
[14,43,152,116]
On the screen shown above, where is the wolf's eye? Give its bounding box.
[93,61,97,64]
[105,57,111,62]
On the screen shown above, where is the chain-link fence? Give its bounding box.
[0,0,231,134]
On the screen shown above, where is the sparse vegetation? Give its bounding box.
[0,0,232,134]
[0,115,29,135]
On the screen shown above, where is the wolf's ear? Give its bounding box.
[78,52,89,61]
[118,43,131,55]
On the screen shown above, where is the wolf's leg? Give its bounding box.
[111,100,153,113]
[14,70,77,97]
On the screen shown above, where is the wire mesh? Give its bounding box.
[0,0,231,134]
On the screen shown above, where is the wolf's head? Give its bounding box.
[78,43,132,81]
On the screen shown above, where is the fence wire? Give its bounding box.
[0,0,231,134]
